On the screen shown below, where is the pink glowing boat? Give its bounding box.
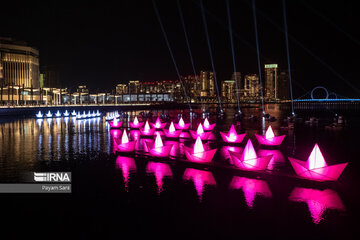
[150,117,167,129]
[229,139,272,171]
[174,117,191,130]
[289,187,345,224]
[230,176,272,209]
[288,144,348,181]
[219,125,246,143]
[189,123,212,140]
[145,132,173,158]
[184,136,217,163]
[163,121,182,138]
[203,118,216,131]
[108,117,123,129]
[114,129,135,153]
[146,161,173,194]
[255,126,285,146]
[140,120,156,136]
[129,116,144,128]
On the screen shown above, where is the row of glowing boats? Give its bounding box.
[36,110,101,119]
[118,157,345,224]
[105,111,120,121]
[110,116,348,182]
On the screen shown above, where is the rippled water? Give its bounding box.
[0,105,359,239]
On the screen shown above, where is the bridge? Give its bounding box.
[293,86,360,102]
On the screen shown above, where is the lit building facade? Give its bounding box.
[244,74,260,98]
[264,64,278,99]
[199,71,215,97]
[0,37,40,88]
[116,84,128,94]
[221,80,236,102]
[277,71,290,100]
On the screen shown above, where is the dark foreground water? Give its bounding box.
[0,104,359,239]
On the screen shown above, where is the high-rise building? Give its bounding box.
[277,71,290,100]
[0,37,40,88]
[128,80,140,94]
[41,65,60,88]
[244,74,260,98]
[231,72,242,90]
[221,80,236,102]
[116,84,128,94]
[199,71,215,97]
[264,64,278,99]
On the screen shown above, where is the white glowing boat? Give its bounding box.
[46,111,53,118]
[36,111,43,118]
[63,110,70,117]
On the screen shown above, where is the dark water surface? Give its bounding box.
[0,105,359,239]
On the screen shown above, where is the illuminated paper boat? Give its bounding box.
[46,111,52,118]
[289,187,345,224]
[36,111,43,118]
[140,120,156,136]
[109,117,123,129]
[174,117,191,130]
[203,118,216,131]
[220,125,246,143]
[145,132,172,158]
[230,176,272,209]
[129,116,144,128]
[146,161,173,194]
[220,146,243,164]
[55,111,61,118]
[229,139,272,171]
[288,144,348,181]
[184,136,217,163]
[71,110,77,116]
[150,117,167,129]
[114,129,135,153]
[163,122,182,138]
[255,126,285,146]
[63,110,70,117]
[183,168,216,202]
[189,123,212,140]
[96,110,101,117]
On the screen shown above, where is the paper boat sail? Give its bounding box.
[140,120,156,136]
[255,126,285,146]
[229,139,272,171]
[129,116,144,128]
[184,136,217,163]
[174,117,191,130]
[219,125,246,143]
[109,117,123,128]
[150,117,167,129]
[189,123,212,140]
[288,144,348,181]
[146,132,172,157]
[163,121,182,138]
[203,118,216,131]
[115,129,135,152]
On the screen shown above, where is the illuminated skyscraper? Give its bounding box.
[128,80,140,94]
[221,80,236,102]
[199,70,215,97]
[0,37,40,88]
[277,71,290,100]
[264,64,278,99]
[244,74,260,98]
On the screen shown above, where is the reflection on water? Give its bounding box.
[116,156,137,191]
[289,187,346,224]
[183,168,216,202]
[257,149,285,170]
[229,176,272,209]
[146,161,173,194]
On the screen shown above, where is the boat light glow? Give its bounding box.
[189,123,212,140]
[151,117,167,129]
[129,116,144,128]
[203,118,216,131]
[140,120,156,136]
[174,117,191,130]
[146,132,172,157]
[288,144,348,181]
[109,117,123,128]
[219,125,246,143]
[184,136,217,163]
[255,126,285,146]
[229,139,272,171]
[163,121,182,138]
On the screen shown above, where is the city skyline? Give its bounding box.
[0,1,359,97]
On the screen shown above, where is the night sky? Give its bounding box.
[1,0,359,97]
